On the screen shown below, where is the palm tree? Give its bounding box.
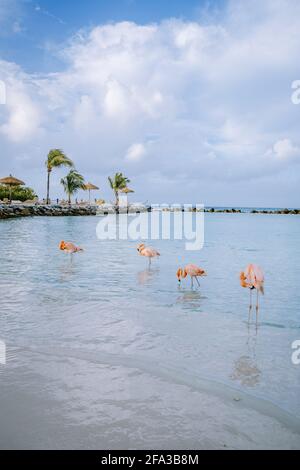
[108,172,130,208]
[61,170,85,205]
[46,149,73,204]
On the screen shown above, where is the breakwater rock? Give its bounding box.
[1,204,299,219]
[250,208,300,215]
[0,204,98,219]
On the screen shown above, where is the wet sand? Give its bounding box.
[0,345,299,450]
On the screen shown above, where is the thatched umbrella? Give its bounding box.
[83,182,100,203]
[0,175,25,203]
[120,187,134,194]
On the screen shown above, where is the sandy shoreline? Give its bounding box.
[0,344,299,450]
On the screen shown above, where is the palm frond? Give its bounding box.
[46,149,74,170]
[61,170,85,202]
[108,172,131,191]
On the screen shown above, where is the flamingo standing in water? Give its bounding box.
[240,264,264,311]
[59,241,83,254]
[177,264,207,288]
[137,244,160,266]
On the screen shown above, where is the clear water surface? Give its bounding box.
[0,213,299,448]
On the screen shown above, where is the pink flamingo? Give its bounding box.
[59,241,83,254]
[137,243,160,266]
[240,264,264,311]
[177,264,207,288]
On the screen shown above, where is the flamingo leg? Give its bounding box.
[191,277,194,289]
[195,276,201,287]
[254,290,259,328]
[249,289,253,309]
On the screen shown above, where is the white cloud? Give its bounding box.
[268,139,300,162]
[126,143,146,162]
[1,0,300,206]
[104,80,130,118]
[0,92,40,142]
[0,63,42,142]
[73,95,96,131]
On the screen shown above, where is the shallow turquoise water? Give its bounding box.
[0,213,299,448]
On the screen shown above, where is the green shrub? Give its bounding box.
[0,185,38,202]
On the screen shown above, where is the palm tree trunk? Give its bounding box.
[68,193,71,205]
[115,190,119,211]
[46,170,51,205]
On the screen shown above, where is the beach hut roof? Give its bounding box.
[83,182,99,190]
[0,175,25,186]
[120,187,134,194]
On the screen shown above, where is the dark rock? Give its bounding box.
[0,204,100,219]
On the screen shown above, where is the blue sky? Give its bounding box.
[1,0,225,72]
[0,0,300,206]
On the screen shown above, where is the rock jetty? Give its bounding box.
[1,204,299,219]
[0,204,98,219]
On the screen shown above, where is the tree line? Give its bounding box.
[46,148,131,206]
